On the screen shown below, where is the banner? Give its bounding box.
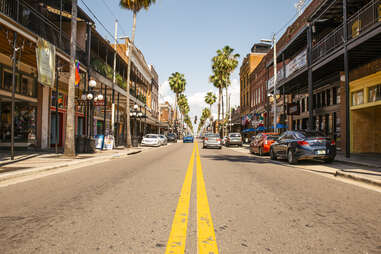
[36,38,56,88]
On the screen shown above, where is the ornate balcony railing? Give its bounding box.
[311,0,381,64]
[0,0,87,65]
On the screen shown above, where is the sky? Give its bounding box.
[78,0,310,129]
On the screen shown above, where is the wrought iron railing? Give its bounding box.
[311,0,381,63]
[311,25,344,63]
[0,0,87,65]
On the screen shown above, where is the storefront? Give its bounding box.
[350,71,381,153]
[0,63,38,149]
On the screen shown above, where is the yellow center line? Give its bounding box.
[165,143,196,254]
[196,141,219,254]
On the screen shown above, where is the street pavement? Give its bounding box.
[0,142,380,253]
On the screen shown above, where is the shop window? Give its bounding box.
[0,102,37,143]
[333,87,340,105]
[20,76,36,97]
[2,71,19,92]
[51,91,65,108]
[351,89,364,106]
[368,84,381,102]
[327,89,331,106]
[317,93,321,108]
[322,91,326,107]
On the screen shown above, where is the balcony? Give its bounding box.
[311,0,381,64]
[0,0,87,64]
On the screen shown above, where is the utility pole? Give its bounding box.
[112,20,118,143]
[273,33,278,133]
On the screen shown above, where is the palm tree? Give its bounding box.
[204,92,216,116]
[64,0,78,157]
[210,46,239,135]
[169,72,186,134]
[119,0,156,147]
[219,46,239,122]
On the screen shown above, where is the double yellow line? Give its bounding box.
[165,142,218,254]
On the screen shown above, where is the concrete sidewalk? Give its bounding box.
[238,144,381,187]
[0,146,146,183]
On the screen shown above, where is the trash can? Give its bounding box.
[75,135,86,153]
[132,136,139,147]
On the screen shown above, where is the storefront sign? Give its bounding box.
[104,135,114,150]
[287,103,300,115]
[285,49,307,78]
[267,68,285,90]
[36,38,56,88]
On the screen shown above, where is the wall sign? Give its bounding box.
[36,38,56,88]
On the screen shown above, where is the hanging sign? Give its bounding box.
[36,38,56,88]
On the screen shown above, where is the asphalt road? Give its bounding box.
[0,142,380,254]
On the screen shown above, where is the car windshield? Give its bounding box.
[295,131,326,139]
[167,134,175,137]
[145,134,158,139]
[159,135,165,138]
[206,134,220,138]
[185,136,193,138]
[229,133,241,137]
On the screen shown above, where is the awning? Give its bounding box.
[242,128,256,133]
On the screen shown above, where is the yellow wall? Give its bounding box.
[350,70,381,153]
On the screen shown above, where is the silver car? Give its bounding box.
[203,133,222,149]
[158,135,168,146]
[226,133,243,147]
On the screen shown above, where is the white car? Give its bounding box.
[158,135,168,146]
[141,134,161,147]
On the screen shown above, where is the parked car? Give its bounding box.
[250,133,279,156]
[183,135,194,143]
[226,133,243,147]
[158,135,168,146]
[270,130,336,164]
[141,134,161,147]
[203,133,222,149]
[166,133,177,143]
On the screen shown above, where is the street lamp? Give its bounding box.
[261,34,278,133]
[130,104,146,147]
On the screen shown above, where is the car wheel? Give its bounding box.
[270,148,277,160]
[287,149,298,165]
[259,147,263,156]
[324,157,334,163]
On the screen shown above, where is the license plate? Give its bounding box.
[316,150,326,155]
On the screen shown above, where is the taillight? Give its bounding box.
[217,138,221,142]
[297,140,309,146]
[205,138,208,141]
[331,140,336,146]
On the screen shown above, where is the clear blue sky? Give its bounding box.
[79,0,310,124]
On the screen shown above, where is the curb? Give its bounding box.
[0,149,142,183]
[226,147,381,188]
[335,170,381,188]
[334,158,381,169]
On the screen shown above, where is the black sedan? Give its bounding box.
[270,130,336,164]
[166,133,177,143]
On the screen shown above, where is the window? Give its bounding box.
[368,84,381,102]
[326,89,331,106]
[317,93,321,108]
[322,91,326,107]
[352,90,364,106]
[333,87,338,105]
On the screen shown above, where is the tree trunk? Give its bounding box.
[225,86,229,135]
[125,11,137,147]
[174,93,177,135]
[64,0,77,157]
[217,88,222,134]
[209,104,212,133]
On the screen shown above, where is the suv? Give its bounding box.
[226,133,242,147]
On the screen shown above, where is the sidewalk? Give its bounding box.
[0,146,145,183]
[237,144,381,188]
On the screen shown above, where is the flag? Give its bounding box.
[75,60,80,87]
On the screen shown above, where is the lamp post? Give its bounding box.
[261,34,278,133]
[129,104,146,147]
